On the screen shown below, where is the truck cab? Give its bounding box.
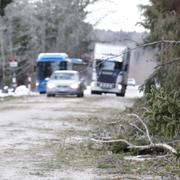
[91,43,130,96]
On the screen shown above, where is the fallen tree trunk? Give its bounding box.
[91,113,178,155]
[91,138,177,154]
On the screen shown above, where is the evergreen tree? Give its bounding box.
[140,0,180,92]
[140,0,180,139]
[0,0,13,16]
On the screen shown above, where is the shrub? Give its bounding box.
[144,86,180,139]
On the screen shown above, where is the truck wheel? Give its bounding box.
[91,91,102,95]
[91,90,96,94]
[116,93,125,97]
[77,92,84,98]
[47,94,55,97]
[117,85,126,97]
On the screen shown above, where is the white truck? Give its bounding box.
[91,43,130,96]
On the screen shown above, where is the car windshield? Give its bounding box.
[51,72,78,80]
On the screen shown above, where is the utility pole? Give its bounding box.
[0,19,6,85]
[0,0,13,86]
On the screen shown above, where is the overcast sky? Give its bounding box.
[86,0,150,32]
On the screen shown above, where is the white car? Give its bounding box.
[127,78,136,86]
[46,70,85,97]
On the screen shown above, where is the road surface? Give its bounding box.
[0,87,145,180]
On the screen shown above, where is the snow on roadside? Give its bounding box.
[0,85,39,99]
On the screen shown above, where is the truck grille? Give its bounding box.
[98,82,115,89]
[98,74,117,83]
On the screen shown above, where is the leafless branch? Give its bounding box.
[127,113,153,144]
[91,138,177,154]
[91,113,178,155]
[129,123,146,136]
[91,137,132,146]
[155,57,180,69]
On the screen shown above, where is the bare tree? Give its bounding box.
[0,0,96,85]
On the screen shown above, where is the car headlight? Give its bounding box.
[70,83,79,89]
[47,83,56,89]
[36,82,39,86]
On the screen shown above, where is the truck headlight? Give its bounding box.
[47,83,56,89]
[70,83,79,89]
[118,84,122,90]
[117,75,122,83]
[91,81,96,87]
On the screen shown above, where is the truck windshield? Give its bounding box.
[97,60,122,71]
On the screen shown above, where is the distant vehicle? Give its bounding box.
[46,70,85,97]
[35,53,85,94]
[91,43,130,96]
[36,53,71,94]
[127,78,136,86]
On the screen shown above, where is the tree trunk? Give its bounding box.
[0,18,6,85]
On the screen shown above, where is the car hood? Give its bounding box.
[47,80,78,86]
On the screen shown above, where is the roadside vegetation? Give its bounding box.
[140,0,180,156]
[140,0,180,140]
[87,104,180,178]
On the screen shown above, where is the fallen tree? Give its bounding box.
[91,113,178,155]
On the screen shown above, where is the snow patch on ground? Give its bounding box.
[0,85,39,98]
